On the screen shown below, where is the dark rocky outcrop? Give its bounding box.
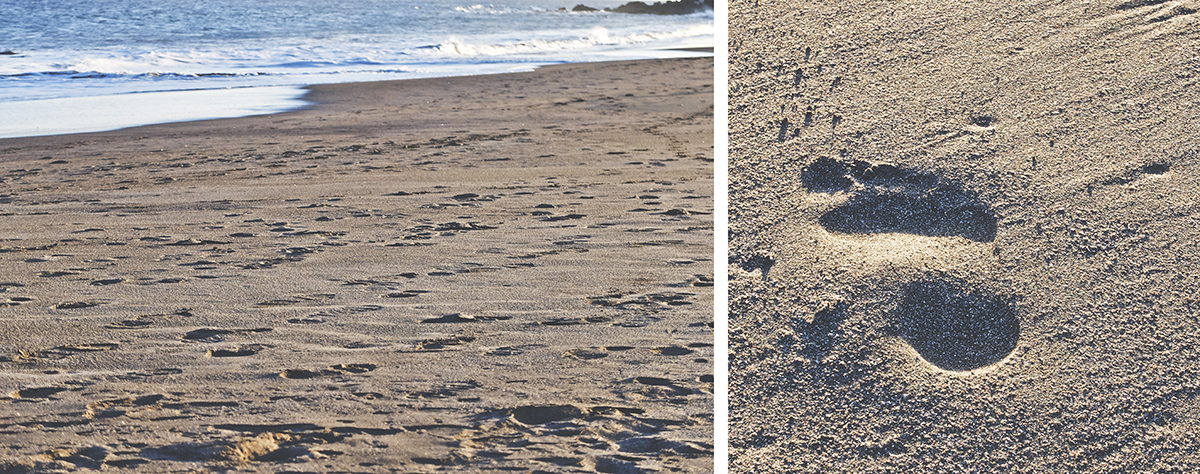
[563,0,712,15]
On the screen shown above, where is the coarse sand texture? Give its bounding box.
[730,0,1200,471]
[0,58,714,472]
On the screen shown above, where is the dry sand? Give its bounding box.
[0,57,714,472]
[729,1,1200,472]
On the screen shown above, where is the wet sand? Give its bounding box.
[0,57,714,472]
[729,1,1200,472]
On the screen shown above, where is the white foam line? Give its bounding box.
[0,86,310,139]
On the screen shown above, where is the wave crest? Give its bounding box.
[424,25,713,57]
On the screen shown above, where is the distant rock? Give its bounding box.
[0,50,16,55]
[563,0,712,15]
[612,0,713,14]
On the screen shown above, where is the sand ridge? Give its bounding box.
[0,58,714,472]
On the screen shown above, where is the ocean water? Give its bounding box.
[0,0,713,138]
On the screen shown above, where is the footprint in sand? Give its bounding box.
[1,296,33,306]
[485,344,546,356]
[652,346,696,356]
[327,363,377,374]
[44,446,109,470]
[540,316,612,326]
[53,301,103,309]
[890,278,1019,371]
[12,386,70,399]
[415,334,476,351]
[800,157,1018,372]
[382,289,429,299]
[279,369,322,379]
[278,363,376,379]
[506,405,587,425]
[804,157,996,242]
[206,346,265,358]
[108,308,192,329]
[563,348,608,360]
[421,313,511,323]
[182,327,271,343]
[38,270,82,278]
[17,343,118,362]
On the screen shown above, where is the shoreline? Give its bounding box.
[0,57,714,472]
[0,47,714,141]
[0,86,311,140]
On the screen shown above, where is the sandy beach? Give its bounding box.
[0,57,714,472]
[729,1,1200,472]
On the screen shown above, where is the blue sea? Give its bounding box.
[0,0,713,138]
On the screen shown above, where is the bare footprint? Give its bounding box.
[563,349,609,360]
[416,335,476,351]
[803,157,997,242]
[890,278,1019,371]
[207,346,264,358]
